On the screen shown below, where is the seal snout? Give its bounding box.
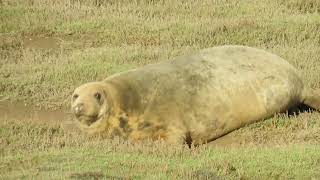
[73,103,84,116]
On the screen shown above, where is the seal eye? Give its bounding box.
[73,94,79,100]
[94,92,101,101]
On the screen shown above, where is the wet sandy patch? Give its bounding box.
[0,101,75,130]
[22,36,61,49]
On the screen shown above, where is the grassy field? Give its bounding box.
[1,0,320,179]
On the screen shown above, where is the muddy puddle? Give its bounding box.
[208,132,257,148]
[0,101,75,129]
[1,34,104,51]
[22,36,62,49]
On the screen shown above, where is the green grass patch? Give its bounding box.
[1,143,320,179]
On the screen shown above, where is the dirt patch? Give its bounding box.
[0,101,75,130]
[0,34,75,50]
[20,34,107,50]
[22,36,61,49]
[0,101,67,122]
[209,133,246,148]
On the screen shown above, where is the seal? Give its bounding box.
[71,45,320,146]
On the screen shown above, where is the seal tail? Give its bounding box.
[302,87,320,110]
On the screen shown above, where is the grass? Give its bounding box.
[1,0,320,179]
[2,145,320,179]
[2,0,320,107]
[1,116,320,179]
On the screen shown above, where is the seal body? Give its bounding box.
[71,45,320,145]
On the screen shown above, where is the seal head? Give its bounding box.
[71,82,109,126]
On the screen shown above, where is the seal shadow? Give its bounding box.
[287,103,317,116]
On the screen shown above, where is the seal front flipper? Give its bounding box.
[302,87,320,111]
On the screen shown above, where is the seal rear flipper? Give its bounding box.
[302,87,320,111]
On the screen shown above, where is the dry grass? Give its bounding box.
[1,0,320,179]
[1,0,320,107]
[282,0,320,13]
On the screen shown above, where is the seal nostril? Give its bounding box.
[74,103,84,115]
